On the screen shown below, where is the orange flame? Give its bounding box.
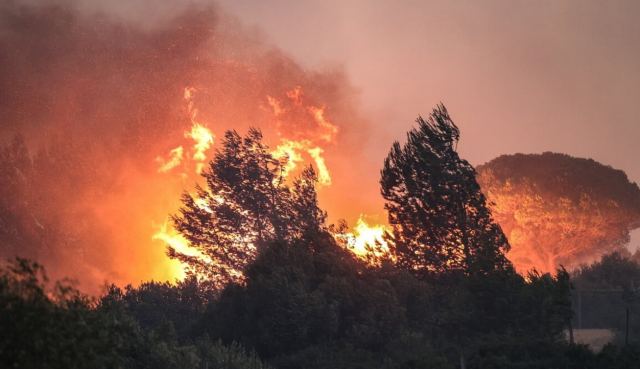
[157,87,215,175]
[156,146,184,173]
[185,123,214,174]
[332,215,391,263]
[307,146,331,186]
[308,105,338,143]
[183,87,214,174]
[271,139,305,179]
[153,85,357,282]
[152,221,193,280]
[271,139,331,186]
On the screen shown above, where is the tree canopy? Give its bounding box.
[171,128,327,289]
[477,152,640,272]
[380,105,511,276]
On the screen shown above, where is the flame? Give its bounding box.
[348,216,390,256]
[154,85,344,282]
[185,123,214,174]
[271,139,305,179]
[156,146,184,173]
[271,139,332,186]
[332,215,391,263]
[308,105,338,143]
[307,146,331,186]
[267,87,339,144]
[157,87,215,175]
[184,87,214,174]
[286,85,303,105]
[266,95,284,116]
[194,196,214,213]
[152,221,193,280]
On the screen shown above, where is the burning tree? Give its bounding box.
[380,105,511,276]
[171,128,326,289]
[477,152,640,273]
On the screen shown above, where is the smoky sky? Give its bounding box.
[219,0,640,180]
[218,0,640,247]
[0,0,374,291]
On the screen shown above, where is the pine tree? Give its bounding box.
[380,104,511,276]
[171,128,326,289]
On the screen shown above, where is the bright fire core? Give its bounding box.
[152,87,389,281]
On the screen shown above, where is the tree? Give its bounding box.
[476,152,640,273]
[0,257,273,369]
[380,104,511,276]
[171,128,326,290]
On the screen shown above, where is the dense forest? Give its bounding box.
[3,106,640,369]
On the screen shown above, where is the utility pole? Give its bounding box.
[626,306,630,346]
[577,290,582,329]
[622,280,638,346]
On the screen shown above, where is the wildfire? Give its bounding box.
[155,87,215,175]
[152,221,194,280]
[307,147,331,186]
[266,86,339,143]
[185,123,214,174]
[153,85,367,281]
[333,216,391,262]
[308,106,338,143]
[271,139,332,186]
[271,140,305,179]
[156,146,184,173]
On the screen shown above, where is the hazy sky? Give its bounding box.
[218,0,640,182]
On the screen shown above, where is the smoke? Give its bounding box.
[477,152,640,273]
[0,0,375,292]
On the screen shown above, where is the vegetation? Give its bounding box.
[476,152,640,272]
[572,250,640,345]
[2,107,639,368]
[171,128,326,290]
[381,105,511,276]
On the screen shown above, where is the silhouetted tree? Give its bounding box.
[172,128,326,289]
[380,104,511,276]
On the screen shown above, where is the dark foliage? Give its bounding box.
[200,233,573,369]
[572,251,640,344]
[0,258,271,369]
[172,129,327,290]
[381,105,511,276]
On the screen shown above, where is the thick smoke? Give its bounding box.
[0,0,373,292]
[477,152,640,273]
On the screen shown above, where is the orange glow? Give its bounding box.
[152,221,192,280]
[156,146,184,173]
[334,215,391,262]
[285,85,303,105]
[5,3,635,296]
[271,139,305,179]
[152,85,346,281]
[308,105,338,143]
[185,123,214,174]
[271,139,332,186]
[183,87,215,174]
[307,146,331,186]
